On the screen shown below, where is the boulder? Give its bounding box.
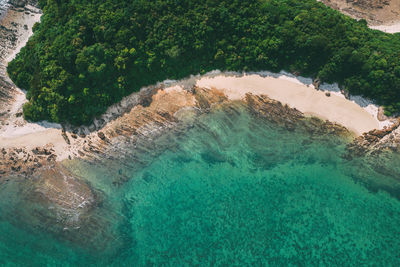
[313,78,321,90]
[377,106,388,121]
[9,0,27,7]
[97,131,106,140]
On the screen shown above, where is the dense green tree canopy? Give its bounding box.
[7,0,400,124]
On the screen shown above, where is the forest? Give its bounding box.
[7,0,400,124]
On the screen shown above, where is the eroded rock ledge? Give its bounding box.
[347,118,400,157]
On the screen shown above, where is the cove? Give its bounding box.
[0,102,399,265]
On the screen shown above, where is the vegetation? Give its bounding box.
[7,0,400,124]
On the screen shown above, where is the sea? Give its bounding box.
[0,101,399,265]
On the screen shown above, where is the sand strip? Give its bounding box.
[196,74,381,136]
[370,22,400,34]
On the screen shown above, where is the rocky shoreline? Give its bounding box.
[319,0,400,27]
[2,81,399,180]
[0,0,400,248]
[0,2,398,171]
[1,81,399,249]
[0,0,40,126]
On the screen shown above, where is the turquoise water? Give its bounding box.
[1,103,400,265]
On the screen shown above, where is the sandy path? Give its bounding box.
[197,74,380,136]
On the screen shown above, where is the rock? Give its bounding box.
[377,106,388,121]
[325,92,331,97]
[71,133,78,139]
[47,154,56,162]
[340,89,350,99]
[62,132,70,145]
[32,147,51,155]
[34,162,42,168]
[11,165,21,172]
[313,78,321,90]
[292,71,300,76]
[97,131,106,140]
[9,0,27,8]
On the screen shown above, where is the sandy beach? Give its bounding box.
[197,74,382,136]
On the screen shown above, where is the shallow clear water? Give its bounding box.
[0,103,400,266]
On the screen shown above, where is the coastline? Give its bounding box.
[0,2,399,261]
[0,2,41,128]
[1,3,41,63]
[0,70,396,164]
[0,3,398,177]
[0,2,399,247]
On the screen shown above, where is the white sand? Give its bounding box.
[370,22,400,34]
[196,73,382,136]
[0,128,65,150]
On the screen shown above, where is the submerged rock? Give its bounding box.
[2,164,121,252]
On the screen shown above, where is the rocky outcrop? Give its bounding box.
[244,93,350,137]
[346,118,400,157]
[3,164,118,252]
[0,0,41,125]
[8,0,38,8]
[64,87,353,188]
[320,0,400,25]
[0,81,396,249]
[377,106,388,121]
[313,78,321,90]
[245,93,304,128]
[0,145,57,179]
